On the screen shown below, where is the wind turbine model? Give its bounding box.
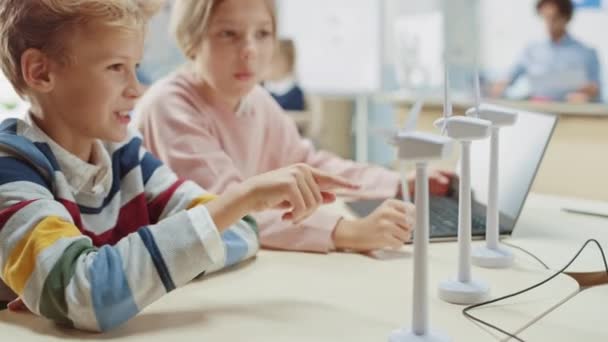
[387,101,453,342]
[433,64,491,305]
[466,67,518,269]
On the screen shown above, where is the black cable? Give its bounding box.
[462,239,608,341]
[502,241,550,270]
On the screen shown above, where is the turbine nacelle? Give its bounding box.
[393,131,453,162]
[466,105,518,127]
[434,116,491,141]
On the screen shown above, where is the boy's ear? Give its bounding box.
[21,48,55,93]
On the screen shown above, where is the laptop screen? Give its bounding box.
[346,107,558,238]
[467,106,558,230]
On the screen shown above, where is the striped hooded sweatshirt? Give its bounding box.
[0,116,259,332]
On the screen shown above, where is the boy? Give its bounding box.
[0,0,356,332]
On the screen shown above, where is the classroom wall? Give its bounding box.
[383,0,441,66]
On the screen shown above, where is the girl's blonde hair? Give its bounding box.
[0,0,163,97]
[171,0,277,60]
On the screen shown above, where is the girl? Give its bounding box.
[134,0,452,253]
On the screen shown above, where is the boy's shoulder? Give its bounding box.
[0,118,146,186]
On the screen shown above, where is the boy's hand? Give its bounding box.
[242,163,360,223]
[333,199,415,252]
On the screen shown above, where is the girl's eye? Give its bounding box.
[219,30,236,38]
[256,30,272,39]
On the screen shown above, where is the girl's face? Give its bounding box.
[195,0,275,105]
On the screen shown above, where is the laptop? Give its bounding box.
[347,108,558,242]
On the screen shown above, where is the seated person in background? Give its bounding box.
[135,0,454,255]
[136,0,187,87]
[490,0,602,103]
[0,0,357,330]
[263,39,305,111]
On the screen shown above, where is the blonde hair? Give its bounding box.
[171,0,277,60]
[0,0,164,97]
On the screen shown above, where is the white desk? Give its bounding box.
[331,193,608,274]
[4,195,603,341]
[0,242,577,341]
[518,284,608,342]
[509,194,608,273]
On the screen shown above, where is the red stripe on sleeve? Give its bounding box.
[147,179,186,224]
[0,200,37,230]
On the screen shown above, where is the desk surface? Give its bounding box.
[335,193,608,274]
[3,195,603,341]
[518,284,608,342]
[376,91,608,117]
[510,194,608,273]
[0,242,577,341]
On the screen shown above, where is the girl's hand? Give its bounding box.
[333,199,415,251]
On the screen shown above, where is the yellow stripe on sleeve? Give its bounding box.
[3,216,82,294]
[187,193,218,209]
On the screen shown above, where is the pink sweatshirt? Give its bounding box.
[134,67,400,253]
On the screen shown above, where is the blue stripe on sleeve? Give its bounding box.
[137,227,176,292]
[221,230,249,267]
[89,245,139,332]
[140,152,163,184]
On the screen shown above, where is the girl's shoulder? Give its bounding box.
[135,68,205,117]
[144,68,198,101]
[246,85,286,115]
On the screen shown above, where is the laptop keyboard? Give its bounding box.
[429,196,486,237]
[345,197,490,239]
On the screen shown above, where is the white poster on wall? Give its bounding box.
[278,0,382,95]
[393,12,444,91]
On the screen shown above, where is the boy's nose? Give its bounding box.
[125,79,144,99]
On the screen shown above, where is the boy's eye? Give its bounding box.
[108,64,124,71]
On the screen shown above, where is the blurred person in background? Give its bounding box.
[490,0,602,103]
[264,39,305,111]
